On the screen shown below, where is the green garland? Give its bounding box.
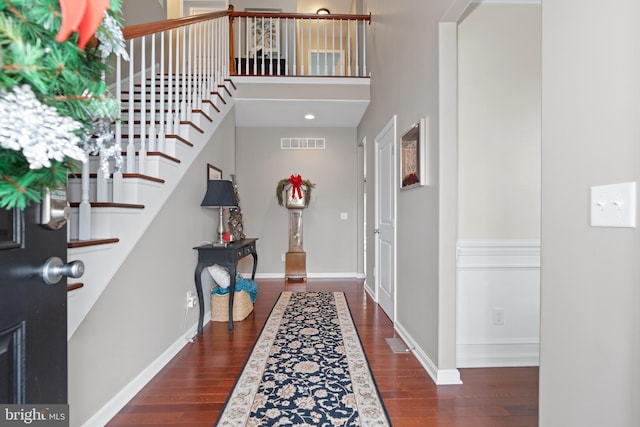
[0,0,125,210]
[276,177,315,208]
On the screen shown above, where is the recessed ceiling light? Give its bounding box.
[304,114,315,120]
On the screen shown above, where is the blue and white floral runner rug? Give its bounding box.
[216,291,391,426]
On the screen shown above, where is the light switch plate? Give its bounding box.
[590,182,636,227]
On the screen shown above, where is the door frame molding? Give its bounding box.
[373,115,397,321]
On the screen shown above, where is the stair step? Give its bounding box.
[67,283,84,292]
[218,84,233,97]
[69,202,145,209]
[127,119,205,134]
[68,237,121,248]
[121,135,194,147]
[122,108,214,123]
[86,151,181,164]
[69,173,165,184]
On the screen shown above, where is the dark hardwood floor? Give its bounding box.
[107,279,538,426]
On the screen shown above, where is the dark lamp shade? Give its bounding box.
[201,180,238,208]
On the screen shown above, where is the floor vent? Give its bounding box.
[385,338,411,353]
[281,138,326,150]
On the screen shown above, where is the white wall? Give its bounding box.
[235,126,359,277]
[67,112,236,427]
[456,3,541,368]
[541,0,640,425]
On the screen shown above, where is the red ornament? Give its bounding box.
[55,0,110,51]
[55,0,87,43]
[77,0,110,50]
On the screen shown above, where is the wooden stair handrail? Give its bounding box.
[122,9,228,40]
[122,7,371,41]
[122,6,371,76]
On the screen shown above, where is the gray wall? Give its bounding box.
[122,0,167,25]
[458,3,541,241]
[540,0,640,425]
[67,111,236,427]
[235,127,359,276]
[357,0,454,368]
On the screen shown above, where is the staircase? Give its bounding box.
[62,8,372,339]
[65,12,234,339]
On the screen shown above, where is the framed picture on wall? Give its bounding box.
[207,164,222,181]
[400,118,428,189]
[245,8,282,57]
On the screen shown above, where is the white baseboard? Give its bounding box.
[363,282,376,302]
[395,322,462,385]
[457,340,539,367]
[82,319,202,427]
[253,272,360,279]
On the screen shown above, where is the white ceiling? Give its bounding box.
[296,0,356,15]
[232,76,370,128]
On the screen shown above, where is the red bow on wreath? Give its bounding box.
[288,174,304,199]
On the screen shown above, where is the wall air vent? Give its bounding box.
[281,138,326,150]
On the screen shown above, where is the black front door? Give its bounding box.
[0,203,68,403]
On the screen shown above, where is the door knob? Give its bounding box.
[41,257,85,285]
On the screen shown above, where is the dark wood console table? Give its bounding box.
[193,238,258,333]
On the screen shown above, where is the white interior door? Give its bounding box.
[375,116,396,320]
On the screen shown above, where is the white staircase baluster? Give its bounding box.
[339,20,344,76]
[292,18,296,75]
[149,33,156,152]
[112,171,123,203]
[196,22,202,110]
[166,111,173,136]
[181,27,187,122]
[78,159,91,240]
[96,152,108,202]
[158,31,165,153]
[331,19,335,76]
[139,36,147,174]
[362,20,367,76]
[208,20,213,97]
[114,51,124,203]
[174,113,181,138]
[127,39,136,173]
[348,21,352,76]
[355,19,359,76]
[167,30,173,136]
[187,26,192,122]
[148,125,156,155]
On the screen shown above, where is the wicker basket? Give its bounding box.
[210,290,254,322]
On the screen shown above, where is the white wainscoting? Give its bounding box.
[456,240,540,367]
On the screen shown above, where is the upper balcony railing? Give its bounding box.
[228,6,371,77]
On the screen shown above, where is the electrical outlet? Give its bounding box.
[492,308,505,326]
[281,253,286,262]
[186,291,197,308]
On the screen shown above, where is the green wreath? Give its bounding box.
[276,177,315,208]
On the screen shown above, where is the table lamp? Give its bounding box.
[201,180,239,246]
